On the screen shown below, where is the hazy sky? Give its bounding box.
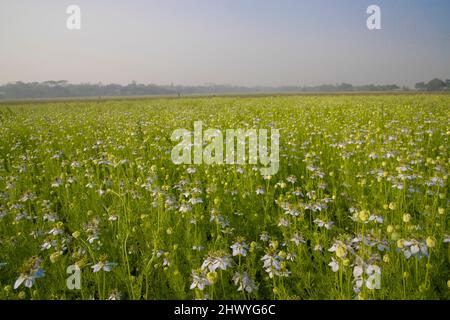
[1,0,449,87]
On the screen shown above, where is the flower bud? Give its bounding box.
[402,214,411,223]
[426,236,436,248]
[206,271,218,284]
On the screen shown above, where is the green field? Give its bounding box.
[0,94,449,300]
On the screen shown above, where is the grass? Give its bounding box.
[0,94,449,300]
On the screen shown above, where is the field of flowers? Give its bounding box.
[0,94,449,300]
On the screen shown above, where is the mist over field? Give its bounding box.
[1,0,450,88]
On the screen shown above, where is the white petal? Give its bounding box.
[353,266,363,278]
[14,276,25,290]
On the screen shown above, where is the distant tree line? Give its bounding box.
[0,78,448,100]
[414,78,450,92]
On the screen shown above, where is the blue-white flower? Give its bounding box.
[328,258,339,272]
[201,252,232,272]
[232,272,258,293]
[14,258,45,290]
[92,261,117,273]
[230,241,249,257]
[190,270,210,291]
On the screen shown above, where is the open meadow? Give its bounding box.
[0,94,449,300]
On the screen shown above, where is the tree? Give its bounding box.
[426,78,445,91]
[415,82,426,90]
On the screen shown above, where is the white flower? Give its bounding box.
[286,175,297,184]
[352,258,381,292]
[230,241,249,257]
[91,261,117,273]
[188,197,203,205]
[190,270,210,291]
[40,241,53,250]
[186,167,196,174]
[290,233,305,246]
[48,228,64,236]
[14,259,45,290]
[107,290,121,300]
[353,265,363,278]
[314,219,334,230]
[261,252,290,278]
[255,187,265,195]
[232,272,258,293]
[201,254,232,272]
[51,179,63,188]
[368,215,384,224]
[179,203,192,213]
[260,232,270,242]
[277,218,290,227]
[328,258,339,272]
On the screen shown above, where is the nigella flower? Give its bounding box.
[19,192,36,202]
[352,257,381,292]
[163,258,170,267]
[255,187,265,195]
[398,239,428,259]
[328,240,349,259]
[51,178,63,188]
[71,161,81,168]
[444,235,450,243]
[14,257,45,289]
[314,244,323,251]
[290,233,305,246]
[210,214,230,229]
[277,218,290,227]
[260,232,270,242]
[232,272,258,293]
[43,213,59,222]
[107,289,122,300]
[91,259,117,273]
[368,214,384,224]
[40,240,55,250]
[51,152,63,160]
[192,245,204,251]
[84,217,101,243]
[0,208,7,219]
[292,188,304,197]
[261,251,290,278]
[48,227,64,236]
[201,251,232,272]
[108,215,118,221]
[230,240,249,257]
[179,203,192,213]
[286,253,296,262]
[188,197,203,205]
[190,269,210,291]
[286,175,297,184]
[186,167,197,174]
[313,219,334,230]
[328,257,339,272]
